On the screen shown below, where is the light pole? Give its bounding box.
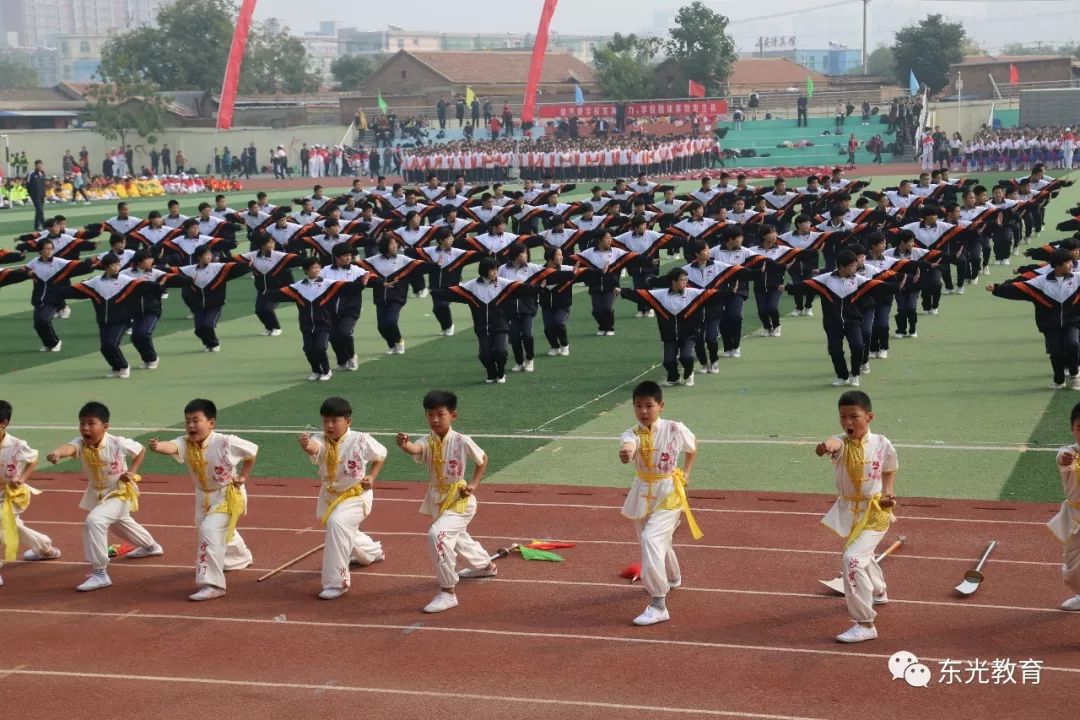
[0,135,9,180]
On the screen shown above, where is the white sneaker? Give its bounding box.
[848,376,861,387]
[861,364,870,374]
[559,345,570,356]
[873,592,889,605]
[548,348,560,356]
[684,373,695,387]
[892,332,907,339]
[50,340,63,352]
[634,311,645,318]
[485,378,496,384]
[1060,594,1080,611]
[318,587,348,600]
[189,586,226,601]
[262,329,274,336]
[116,367,130,379]
[596,330,606,336]
[632,605,670,626]
[805,308,814,317]
[57,306,71,319]
[270,329,283,337]
[770,327,782,337]
[929,309,939,315]
[835,624,877,643]
[393,341,405,354]
[23,547,62,561]
[604,330,615,336]
[908,332,917,339]
[457,564,497,579]
[957,287,966,295]
[142,360,159,370]
[731,348,741,358]
[645,309,655,318]
[523,360,534,372]
[423,591,459,613]
[707,362,719,374]
[496,376,506,384]
[510,363,525,372]
[721,350,733,358]
[318,371,333,382]
[417,288,429,298]
[209,346,221,353]
[125,328,133,336]
[867,351,879,360]
[983,267,991,275]
[755,328,771,337]
[832,377,848,386]
[1050,382,1066,390]
[125,543,164,559]
[877,350,888,359]
[919,309,932,315]
[943,288,954,295]
[385,346,397,355]
[345,357,359,371]
[76,571,112,592]
[444,324,455,336]
[664,379,680,386]
[789,309,802,317]
[1071,377,1080,391]
[307,372,320,381]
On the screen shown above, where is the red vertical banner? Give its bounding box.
[1008,63,1019,86]
[521,0,559,125]
[217,0,258,130]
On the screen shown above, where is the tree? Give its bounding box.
[664,1,737,96]
[891,14,966,94]
[98,0,317,93]
[856,46,895,77]
[1002,41,1080,59]
[593,34,660,101]
[82,81,166,152]
[0,58,39,89]
[331,55,377,91]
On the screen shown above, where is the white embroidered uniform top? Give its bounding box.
[0,433,38,494]
[1049,445,1080,542]
[412,430,486,517]
[170,432,259,520]
[69,434,143,511]
[619,418,696,519]
[821,432,898,538]
[308,430,388,518]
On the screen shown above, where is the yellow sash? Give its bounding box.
[187,438,244,541]
[106,474,141,513]
[436,480,468,518]
[221,484,245,543]
[324,436,341,494]
[634,426,702,539]
[842,493,893,547]
[321,483,363,525]
[430,433,469,516]
[1,484,31,561]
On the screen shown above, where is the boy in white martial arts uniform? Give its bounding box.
[45,401,163,592]
[618,380,700,626]
[815,390,897,643]
[1049,402,1080,611]
[149,398,257,601]
[299,396,387,600]
[1,400,62,585]
[395,390,496,614]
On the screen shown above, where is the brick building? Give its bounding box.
[945,55,1079,100]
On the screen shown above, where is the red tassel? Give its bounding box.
[620,563,641,583]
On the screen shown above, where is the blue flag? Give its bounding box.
[908,70,919,96]
[574,84,584,106]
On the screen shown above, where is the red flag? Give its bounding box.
[688,79,706,98]
[521,0,559,125]
[1009,63,1019,86]
[217,0,258,130]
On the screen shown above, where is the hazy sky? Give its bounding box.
[254,0,1078,54]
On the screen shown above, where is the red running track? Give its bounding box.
[0,474,1074,720]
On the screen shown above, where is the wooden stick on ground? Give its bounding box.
[256,543,325,582]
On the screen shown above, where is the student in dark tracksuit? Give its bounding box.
[121,250,176,369]
[413,228,482,337]
[238,233,303,336]
[320,242,375,371]
[572,229,640,336]
[355,235,427,355]
[166,244,251,351]
[497,242,576,373]
[538,246,583,356]
[24,240,95,352]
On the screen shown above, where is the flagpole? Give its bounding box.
[957,70,962,139]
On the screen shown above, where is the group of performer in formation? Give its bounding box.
[1,381,1077,641]
[0,165,1076,389]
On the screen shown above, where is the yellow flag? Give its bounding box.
[465,86,475,106]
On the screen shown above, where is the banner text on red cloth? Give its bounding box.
[537,99,729,120]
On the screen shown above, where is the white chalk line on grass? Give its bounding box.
[24,521,1063,567]
[30,487,1052,525]
[6,560,1071,616]
[0,668,827,720]
[529,363,661,431]
[13,424,1057,453]
[1,608,1077,675]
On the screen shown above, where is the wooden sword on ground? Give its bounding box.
[819,536,906,595]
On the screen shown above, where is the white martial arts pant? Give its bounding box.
[634,507,683,598]
[195,512,252,589]
[322,496,382,591]
[1063,532,1080,595]
[0,516,55,569]
[427,502,489,589]
[84,497,157,571]
[842,528,887,623]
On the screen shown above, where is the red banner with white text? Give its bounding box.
[538,98,729,120]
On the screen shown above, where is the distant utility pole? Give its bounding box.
[862,0,869,75]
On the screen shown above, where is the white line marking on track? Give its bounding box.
[14,424,1057,453]
[0,667,831,719]
[25,521,1062,567]
[1,611,1076,675]
[3,562,1069,615]
[30,488,1053,526]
